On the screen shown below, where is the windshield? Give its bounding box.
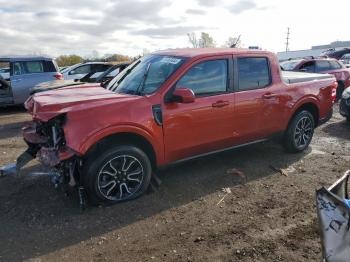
[280,60,301,71]
[106,55,185,95]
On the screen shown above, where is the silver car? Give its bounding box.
[0,56,62,106]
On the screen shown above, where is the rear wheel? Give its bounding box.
[83,145,152,205]
[284,110,315,153]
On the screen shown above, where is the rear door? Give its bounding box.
[233,56,286,142]
[163,56,235,162]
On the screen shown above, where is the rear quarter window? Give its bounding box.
[43,60,58,72]
[238,57,271,91]
[329,60,342,70]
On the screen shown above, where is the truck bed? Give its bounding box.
[282,71,334,84]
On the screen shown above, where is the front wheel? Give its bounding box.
[284,110,315,153]
[83,145,152,205]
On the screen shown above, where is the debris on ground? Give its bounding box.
[269,165,296,176]
[227,168,247,183]
[217,187,232,206]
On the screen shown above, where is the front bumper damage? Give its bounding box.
[0,120,88,204]
[1,120,87,209]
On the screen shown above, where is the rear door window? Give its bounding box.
[316,60,332,72]
[176,59,228,96]
[329,60,342,70]
[237,57,271,90]
[24,61,44,73]
[299,61,315,73]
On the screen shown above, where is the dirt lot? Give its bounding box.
[0,104,349,262]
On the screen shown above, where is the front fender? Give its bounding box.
[68,124,165,166]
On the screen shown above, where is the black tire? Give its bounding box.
[346,116,350,122]
[284,110,315,153]
[336,81,345,101]
[82,145,152,205]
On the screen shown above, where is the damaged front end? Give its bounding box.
[5,114,81,190]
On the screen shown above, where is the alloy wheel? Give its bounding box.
[97,155,144,201]
[294,116,313,149]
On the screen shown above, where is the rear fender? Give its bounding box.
[287,96,321,126]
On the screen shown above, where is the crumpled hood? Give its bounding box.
[25,85,139,121]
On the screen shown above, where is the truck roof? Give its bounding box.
[154,48,272,58]
[0,55,53,62]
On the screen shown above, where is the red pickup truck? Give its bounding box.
[20,48,337,205]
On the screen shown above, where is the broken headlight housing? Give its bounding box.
[37,114,67,148]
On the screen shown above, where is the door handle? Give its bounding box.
[262,93,277,99]
[212,100,229,108]
[11,79,22,82]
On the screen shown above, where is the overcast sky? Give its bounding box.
[0,0,349,57]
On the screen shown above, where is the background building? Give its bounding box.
[277,41,350,61]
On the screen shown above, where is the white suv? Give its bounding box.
[61,62,113,80]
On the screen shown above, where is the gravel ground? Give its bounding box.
[0,104,349,262]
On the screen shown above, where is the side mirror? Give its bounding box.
[172,87,195,103]
[69,70,76,75]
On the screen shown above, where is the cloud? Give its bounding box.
[0,0,188,56]
[197,0,222,7]
[131,26,205,39]
[229,0,257,14]
[186,9,206,15]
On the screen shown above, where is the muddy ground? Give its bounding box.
[0,104,349,262]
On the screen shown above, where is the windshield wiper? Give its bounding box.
[111,61,141,92]
[136,63,151,95]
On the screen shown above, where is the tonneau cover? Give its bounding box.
[282,71,334,84]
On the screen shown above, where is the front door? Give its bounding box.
[162,57,235,162]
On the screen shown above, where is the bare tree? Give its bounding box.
[188,32,216,48]
[187,32,199,48]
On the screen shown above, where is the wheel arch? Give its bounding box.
[83,132,158,170]
[289,102,320,127]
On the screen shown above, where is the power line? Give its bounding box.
[285,27,290,52]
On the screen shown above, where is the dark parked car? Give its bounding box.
[339,87,350,121]
[321,48,350,60]
[281,57,350,99]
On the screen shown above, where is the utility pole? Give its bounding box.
[285,27,290,52]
